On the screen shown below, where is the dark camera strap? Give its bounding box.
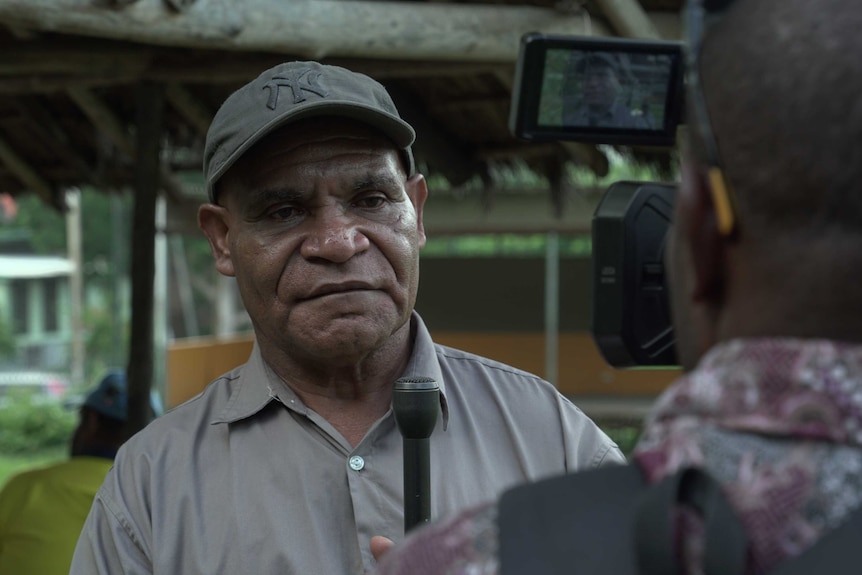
[633,466,747,575]
[769,497,862,575]
[499,463,862,575]
[499,464,647,575]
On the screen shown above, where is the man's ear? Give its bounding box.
[406,174,428,249]
[198,204,236,277]
[678,160,727,305]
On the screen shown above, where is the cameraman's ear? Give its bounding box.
[678,158,726,305]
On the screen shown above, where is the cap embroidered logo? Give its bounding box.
[262,69,329,110]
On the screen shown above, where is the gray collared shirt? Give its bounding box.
[71,313,623,575]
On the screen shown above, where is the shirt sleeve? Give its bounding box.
[555,394,627,470]
[70,486,153,575]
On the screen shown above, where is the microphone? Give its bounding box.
[392,376,439,534]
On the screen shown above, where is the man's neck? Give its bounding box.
[717,240,862,344]
[262,321,415,446]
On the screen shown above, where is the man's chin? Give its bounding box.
[291,310,406,355]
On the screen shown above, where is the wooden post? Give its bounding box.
[65,188,85,386]
[125,82,164,437]
[593,0,661,39]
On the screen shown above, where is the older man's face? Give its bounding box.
[201,118,428,366]
[583,66,620,109]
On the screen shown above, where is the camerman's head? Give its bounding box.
[669,0,862,370]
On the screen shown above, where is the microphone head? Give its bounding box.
[392,376,439,439]
[393,376,439,392]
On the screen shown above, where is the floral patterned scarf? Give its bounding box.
[633,338,862,573]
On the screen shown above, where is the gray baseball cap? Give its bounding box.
[204,61,417,203]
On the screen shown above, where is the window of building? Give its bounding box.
[11,279,28,334]
[43,277,58,333]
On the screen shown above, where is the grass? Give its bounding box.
[0,448,67,487]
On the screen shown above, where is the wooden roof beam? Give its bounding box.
[594,0,662,39]
[67,86,135,157]
[0,133,58,206]
[0,46,518,95]
[0,45,151,76]
[67,86,188,201]
[15,98,97,183]
[0,75,138,95]
[165,83,211,136]
[384,82,484,188]
[0,0,612,62]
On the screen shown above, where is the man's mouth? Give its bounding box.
[303,281,375,300]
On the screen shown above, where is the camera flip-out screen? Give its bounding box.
[510,34,684,146]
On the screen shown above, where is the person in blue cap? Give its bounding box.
[0,370,160,575]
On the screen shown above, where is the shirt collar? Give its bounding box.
[400,311,450,430]
[210,342,279,424]
[211,311,449,429]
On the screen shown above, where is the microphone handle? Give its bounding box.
[392,376,439,534]
[403,437,431,533]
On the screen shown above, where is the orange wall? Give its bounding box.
[166,334,255,408]
[432,332,678,396]
[166,331,678,408]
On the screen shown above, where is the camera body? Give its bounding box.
[509,33,685,368]
[591,181,677,367]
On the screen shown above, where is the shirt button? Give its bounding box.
[349,456,365,471]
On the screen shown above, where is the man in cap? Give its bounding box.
[371,0,862,572]
[0,370,155,575]
[562,52,650,129]
[70,61,623,575]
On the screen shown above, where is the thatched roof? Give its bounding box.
[0,0,682,217]
[0,0,685,430]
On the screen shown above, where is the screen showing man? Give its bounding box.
[537,49,674,131]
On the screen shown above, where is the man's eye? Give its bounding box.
[355,195,387,209]
[268,205,302,220]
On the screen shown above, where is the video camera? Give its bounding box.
[509,33,685,368]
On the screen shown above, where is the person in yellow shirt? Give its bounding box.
[0,370,158,574]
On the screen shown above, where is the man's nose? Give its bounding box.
[299,208,370,263]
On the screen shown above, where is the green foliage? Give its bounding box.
[83,305,129,382]
[601,425,642,458]
[422,233,592,258]
[10,194,66,254]
[0,394,76,454]
[7,187,132,290]
[78,188,132,291]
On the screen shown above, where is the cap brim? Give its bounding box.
[206,101,415,202]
